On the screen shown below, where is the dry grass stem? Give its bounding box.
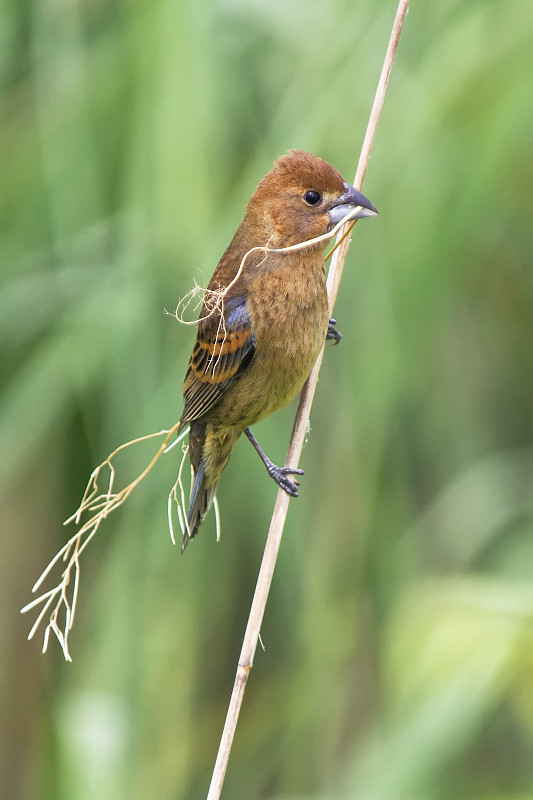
[21,423,190,660]
[170,205,370,327]
[206,2,410,798]
[167,442,192,546]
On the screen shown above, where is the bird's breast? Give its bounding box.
[212,254,329,429]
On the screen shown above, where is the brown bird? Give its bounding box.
[179,150,377,550]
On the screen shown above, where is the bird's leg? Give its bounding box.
[326,318,341,345]
[244,427,304,497]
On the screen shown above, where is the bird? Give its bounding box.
[178,150,377,550]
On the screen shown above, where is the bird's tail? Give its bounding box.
[181,458,217,553]
[181,420,239,552]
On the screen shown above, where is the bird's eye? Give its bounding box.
[304,190,322,206]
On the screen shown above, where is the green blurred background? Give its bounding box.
[2,1,533,798]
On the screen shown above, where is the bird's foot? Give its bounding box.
[265,462,304,497]
[244,427,304,496]
[326,318,341,345]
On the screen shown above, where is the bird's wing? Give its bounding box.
[180,295,256,423]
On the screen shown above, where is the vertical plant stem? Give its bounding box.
[206,3,409,798]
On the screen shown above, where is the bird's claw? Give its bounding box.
[326,318,341,345]
[267,464,304,497]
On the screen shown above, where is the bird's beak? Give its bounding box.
[328,182,378,227]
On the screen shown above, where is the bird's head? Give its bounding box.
[246,150,378,249]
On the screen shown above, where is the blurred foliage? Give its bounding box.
[2,0,533,798]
